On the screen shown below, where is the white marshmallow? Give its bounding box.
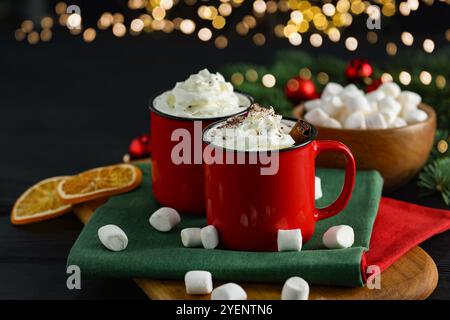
[400,103,418,118]
[315,176,322,200]
[277,229,302,252]
[344,112,366,129]
[321,82,343,99]
[366,90,386,103]
[322,96,344,117]
[397,91,421,107]
[181,228,202,247]
[340,84,364,102]
[322,225,355,249]
[98,224,128,252]
[345,95,372,114]
[201,225,219,249]
[378,96,402,117]
[149,207,181,232]
[365,113,388,129]
[322,117,342,129]
[405,109,428,124]
[185,271,213,295]
[337,109,351,124]
[304,108,329,126]
[379,82,401,98]
[304,98,322,112]
[380,110,397,126]
[281,276,310,300]
[367,100,379,114]
[390,117,407,128]
[211,283,247,300]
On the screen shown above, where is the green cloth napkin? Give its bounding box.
[68,163,383,287]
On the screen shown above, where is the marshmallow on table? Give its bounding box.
[365,112,388,129]
[322,225,355,249]
[98,224,128,252]
[398,91,421,107]
[304,108,329,126]
[344,111,366,129]
[322,117,342,129]
[281,276,310,300]
[181,228,202,247]
[304,99,322,112]
[405,109,428,124]
[379,82,401,98]
[277,229,302,252]
[211,283,247,300]
[315,176,322,200]
[185,271,213,295]
[149,207,181,232]
[201,225,219,249]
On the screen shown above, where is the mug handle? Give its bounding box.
[313,140,356,221]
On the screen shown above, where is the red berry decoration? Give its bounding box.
[366,78,383,92]
[284,77,318,103]
[345,59,373,83]
[129,134,151,159]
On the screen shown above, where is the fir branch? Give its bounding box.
[418,157,450,206]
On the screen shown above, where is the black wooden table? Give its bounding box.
[1,32,449,300]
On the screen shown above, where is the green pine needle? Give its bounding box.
[418,157,450,206]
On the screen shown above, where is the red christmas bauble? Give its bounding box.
[129,134,151,159]
[366,78,383,92]
[345,59,373,83]
[284,77,318,103]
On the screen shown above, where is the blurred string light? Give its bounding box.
[262,74,276,88]
[399,71,412,85]
[381,73,394,83]
[214,35,228,49]
[401,31,414,46]
[12,0,449,55]
[420,71,432,85]
[345,36,358,51]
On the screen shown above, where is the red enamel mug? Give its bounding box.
[203,119,356,251]
[149,91,253,214]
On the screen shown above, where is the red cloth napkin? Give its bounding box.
[362,197,450,277]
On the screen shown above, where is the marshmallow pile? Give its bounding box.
[304,82,426,130]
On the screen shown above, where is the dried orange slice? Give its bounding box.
[11,177,73,225]
[57,164,142,204]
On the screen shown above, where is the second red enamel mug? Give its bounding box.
[149,91,253,214]
[203,119,356,251]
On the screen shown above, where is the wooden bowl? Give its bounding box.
[296,104,436,191]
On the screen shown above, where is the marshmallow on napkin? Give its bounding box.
[98,225,128,252]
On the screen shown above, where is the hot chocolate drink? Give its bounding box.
[204,104,296,151]
[153,69,251,119]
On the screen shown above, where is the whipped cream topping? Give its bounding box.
[153,69,249,118]
[205,104,296,151]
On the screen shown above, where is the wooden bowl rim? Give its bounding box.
[310,104,436,134]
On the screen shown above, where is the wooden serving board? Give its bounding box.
[73,199,438,300]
